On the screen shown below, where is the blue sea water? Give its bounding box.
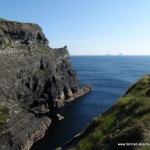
[31,56,150,150]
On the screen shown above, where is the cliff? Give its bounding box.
[0,19,91,150]
[65,75,150,150]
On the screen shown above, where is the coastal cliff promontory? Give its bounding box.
[0,18,91,150]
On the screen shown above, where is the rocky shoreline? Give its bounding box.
[65,85,92,103]
[26,85,92,150]
[22,116,51,150]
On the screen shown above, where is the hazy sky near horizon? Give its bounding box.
[1,0,150,55]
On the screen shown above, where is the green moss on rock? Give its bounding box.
[34,69,47,76]
[38,46,50,54]
[0,105,9,125]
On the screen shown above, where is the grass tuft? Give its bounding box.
[0,105,9,125]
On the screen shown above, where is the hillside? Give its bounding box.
[66,75,150,150]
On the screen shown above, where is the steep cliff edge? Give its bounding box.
[66,75,150,150]
[0,19,91,150]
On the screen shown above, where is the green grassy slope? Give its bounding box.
[68,75,150,150]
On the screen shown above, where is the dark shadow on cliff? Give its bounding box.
[29,119,62,150]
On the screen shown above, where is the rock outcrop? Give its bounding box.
[0,18,91,150]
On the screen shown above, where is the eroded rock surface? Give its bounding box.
[0,18,85,150]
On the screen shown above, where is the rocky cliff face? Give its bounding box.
[0,19,81,150]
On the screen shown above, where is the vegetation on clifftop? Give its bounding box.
[34,69,48,76]
[69,75,150,150]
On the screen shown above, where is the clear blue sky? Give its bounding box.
[1,0,150,55]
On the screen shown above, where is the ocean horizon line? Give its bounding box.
[71,55,150,57]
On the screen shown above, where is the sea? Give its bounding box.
[31,56,150,150]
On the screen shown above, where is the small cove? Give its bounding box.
[31,56,150,150]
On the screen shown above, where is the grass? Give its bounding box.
[0,18,8,22]
[38,46,50,54]
[0,61,4,69]
[34,69,47,76]
[0,105,9,125]
[0,18,18,22]
[69,75,150,150]
[0,18,41,33]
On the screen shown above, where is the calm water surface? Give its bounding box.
[31,56,150,150]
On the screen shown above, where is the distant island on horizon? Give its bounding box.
[106,53,123,56]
